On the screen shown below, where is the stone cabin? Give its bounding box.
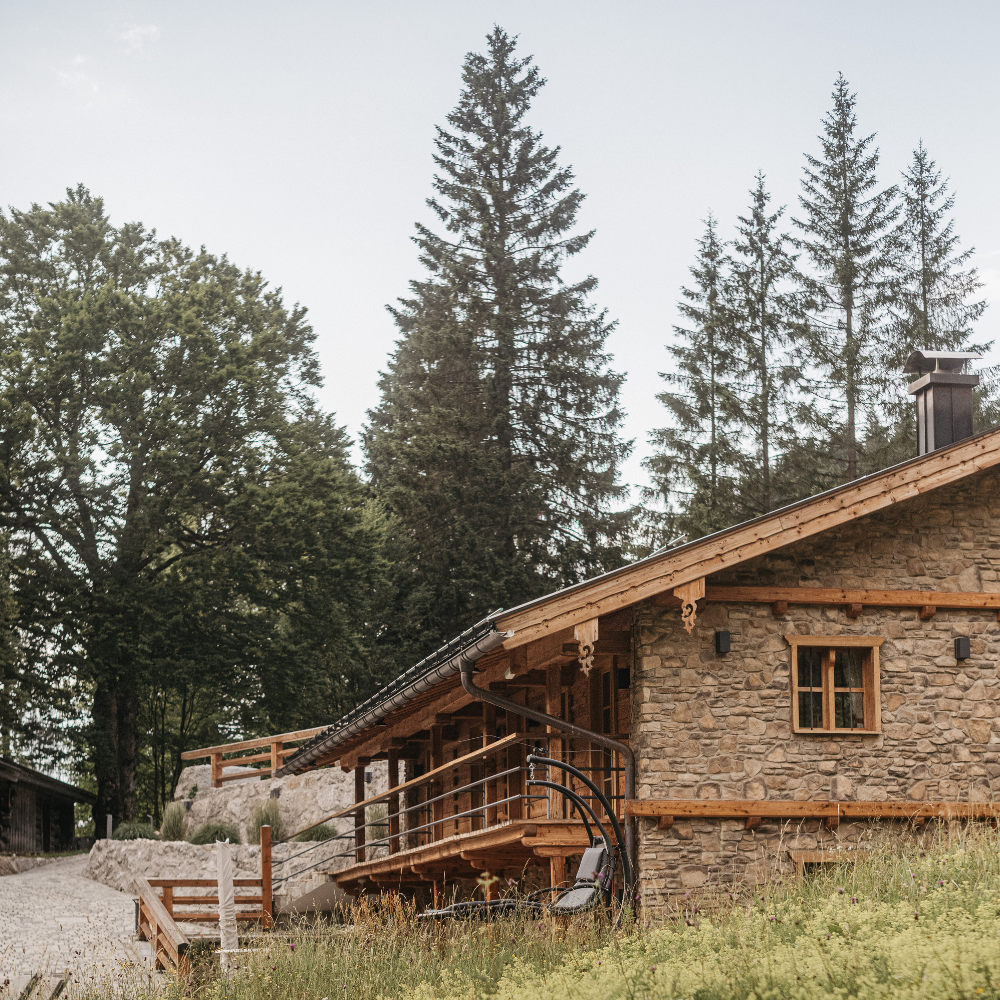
[188,354,1000,909]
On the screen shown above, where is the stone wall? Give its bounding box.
[84,837,351,914]
[633,466,1000,905]
[174,759,388,846]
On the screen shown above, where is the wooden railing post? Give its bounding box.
[430,724,444,841]
[260,824,273,928]
[162,885,173,918]
[270,741,283,779]
[354,764,366,862]
[506,710,524,821]
[210,752,222,788]
[388,749,400,854]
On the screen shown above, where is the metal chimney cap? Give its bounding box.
[904,350,981,374]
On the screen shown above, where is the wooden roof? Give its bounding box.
[494,426,1000,648]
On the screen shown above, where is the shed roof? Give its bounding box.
[0,757,96,803]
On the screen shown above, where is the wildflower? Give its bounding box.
[836,887,844,894]
[850,897,857,904]
[914,911,919,920]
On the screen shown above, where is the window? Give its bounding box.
[786,635,884,734]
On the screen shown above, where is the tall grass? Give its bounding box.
[85,823,1000,1000]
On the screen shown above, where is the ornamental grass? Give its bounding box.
[87,823,1000,1000]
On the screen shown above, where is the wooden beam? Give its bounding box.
[495,431,1000,647]
[920,605,937,620]
[705,585,1000,611]
[627,799,1000,820]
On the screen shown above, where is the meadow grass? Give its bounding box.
[93,822,1000,1000]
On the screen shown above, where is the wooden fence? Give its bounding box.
[135,826,273,970]
[180,727,329,787]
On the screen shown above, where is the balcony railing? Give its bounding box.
[272,734,625,885]
[180,727,330,786]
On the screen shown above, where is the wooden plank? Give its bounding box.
[218,769,270,783]
[707,586,1000,610]
[181,726,330,760]
[283,732,524,840]
[626,799,1000,819]
[134,877,189,965]
[147,879,261,887]
[495,431,1000,646]
[171,895,263,905]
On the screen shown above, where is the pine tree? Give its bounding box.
[645,215,743,539]
[728,174,804,515]
[889,141,986,358]
[793,73,899,481]
[365,27,631,644]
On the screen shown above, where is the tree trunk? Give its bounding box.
[92,648,140,835]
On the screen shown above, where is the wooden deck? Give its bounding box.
[331,819,597,893]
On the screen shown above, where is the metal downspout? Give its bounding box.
[460,665,637,896]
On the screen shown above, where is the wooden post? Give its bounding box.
[546,663,563,820]
[549,855,566,891]
[388,749,400,854]
[270,741,283,778]
[211,752,222,788]
[484,702,498,828]
[354,766,366,863]
[506,709,524,821]
[162,885,173,918]
[430,724,444,841]
[260,824,273,928]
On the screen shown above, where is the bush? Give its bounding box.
[294,822,337,842]
[111,821,157,841]
[248,797,283,844]
[188,821,240,845]
[159,801,186,841]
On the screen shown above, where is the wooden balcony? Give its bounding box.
[282,733,625,898]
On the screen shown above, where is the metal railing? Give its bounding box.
[271,737,625,882]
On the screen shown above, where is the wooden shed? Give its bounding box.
[0,757,94,853]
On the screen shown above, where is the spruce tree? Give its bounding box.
[365,27,630,644]
[645,215,743,539]
[889,141,986,357]
[728,174,804,516]
[793,73,899,481]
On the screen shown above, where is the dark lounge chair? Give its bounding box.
[419,844,614,921]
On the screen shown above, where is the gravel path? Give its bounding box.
[0,855,159,996]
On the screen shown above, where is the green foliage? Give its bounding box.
[365,27,631,648]
[294,822,338,842]
[111,821,157,841]
[645,215,743,542]
[792,73,900,481]
[247,798,283,844]
[139,831,1000,1000]
[159,801,186,841]
[188,821,240,845]
[0,185,392,826]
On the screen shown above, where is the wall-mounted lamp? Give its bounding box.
[955,637,971,660]
[364,770,373,784]
[715,630,731,655]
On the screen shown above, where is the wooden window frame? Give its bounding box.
[786,635,884,735]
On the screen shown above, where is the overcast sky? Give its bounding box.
[3,1,999,491]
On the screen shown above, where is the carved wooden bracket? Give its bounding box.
[673,578,705,634]
[574,618,599,676]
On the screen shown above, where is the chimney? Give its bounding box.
[905,351,981,455]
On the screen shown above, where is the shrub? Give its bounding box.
[248,797,283,844]
[111,821,157,841]
[188,821,240,845]
[159,801,186,841]
[294,822,337,842]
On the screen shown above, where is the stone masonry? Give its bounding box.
[633,466,1000,905]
